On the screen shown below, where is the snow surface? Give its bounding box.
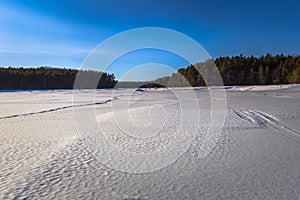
[1,85,300,199]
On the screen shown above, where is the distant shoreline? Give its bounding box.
[1,84,299,92]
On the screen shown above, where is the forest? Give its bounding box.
[0,67,117,89]
[155,54,300,87]
[1,54,300,89]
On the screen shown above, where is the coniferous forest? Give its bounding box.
[154,54,300,87]
[0,67,117,89]
[1,54,300,89]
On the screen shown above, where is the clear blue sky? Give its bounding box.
[0,0,299,81]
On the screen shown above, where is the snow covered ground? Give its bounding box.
[1,85,300,199]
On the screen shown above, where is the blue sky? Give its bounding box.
[0,0,299,81]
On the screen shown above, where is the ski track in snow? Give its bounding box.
[229,104,300,140]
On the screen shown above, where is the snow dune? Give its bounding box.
[1,85,300,199]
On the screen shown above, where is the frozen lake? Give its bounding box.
[1,85,300,199]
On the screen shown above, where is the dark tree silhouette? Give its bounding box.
[0,67,117,90]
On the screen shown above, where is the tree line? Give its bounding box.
[0,67,117,90]
[154,54,300,87]
[1,54,300,89]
